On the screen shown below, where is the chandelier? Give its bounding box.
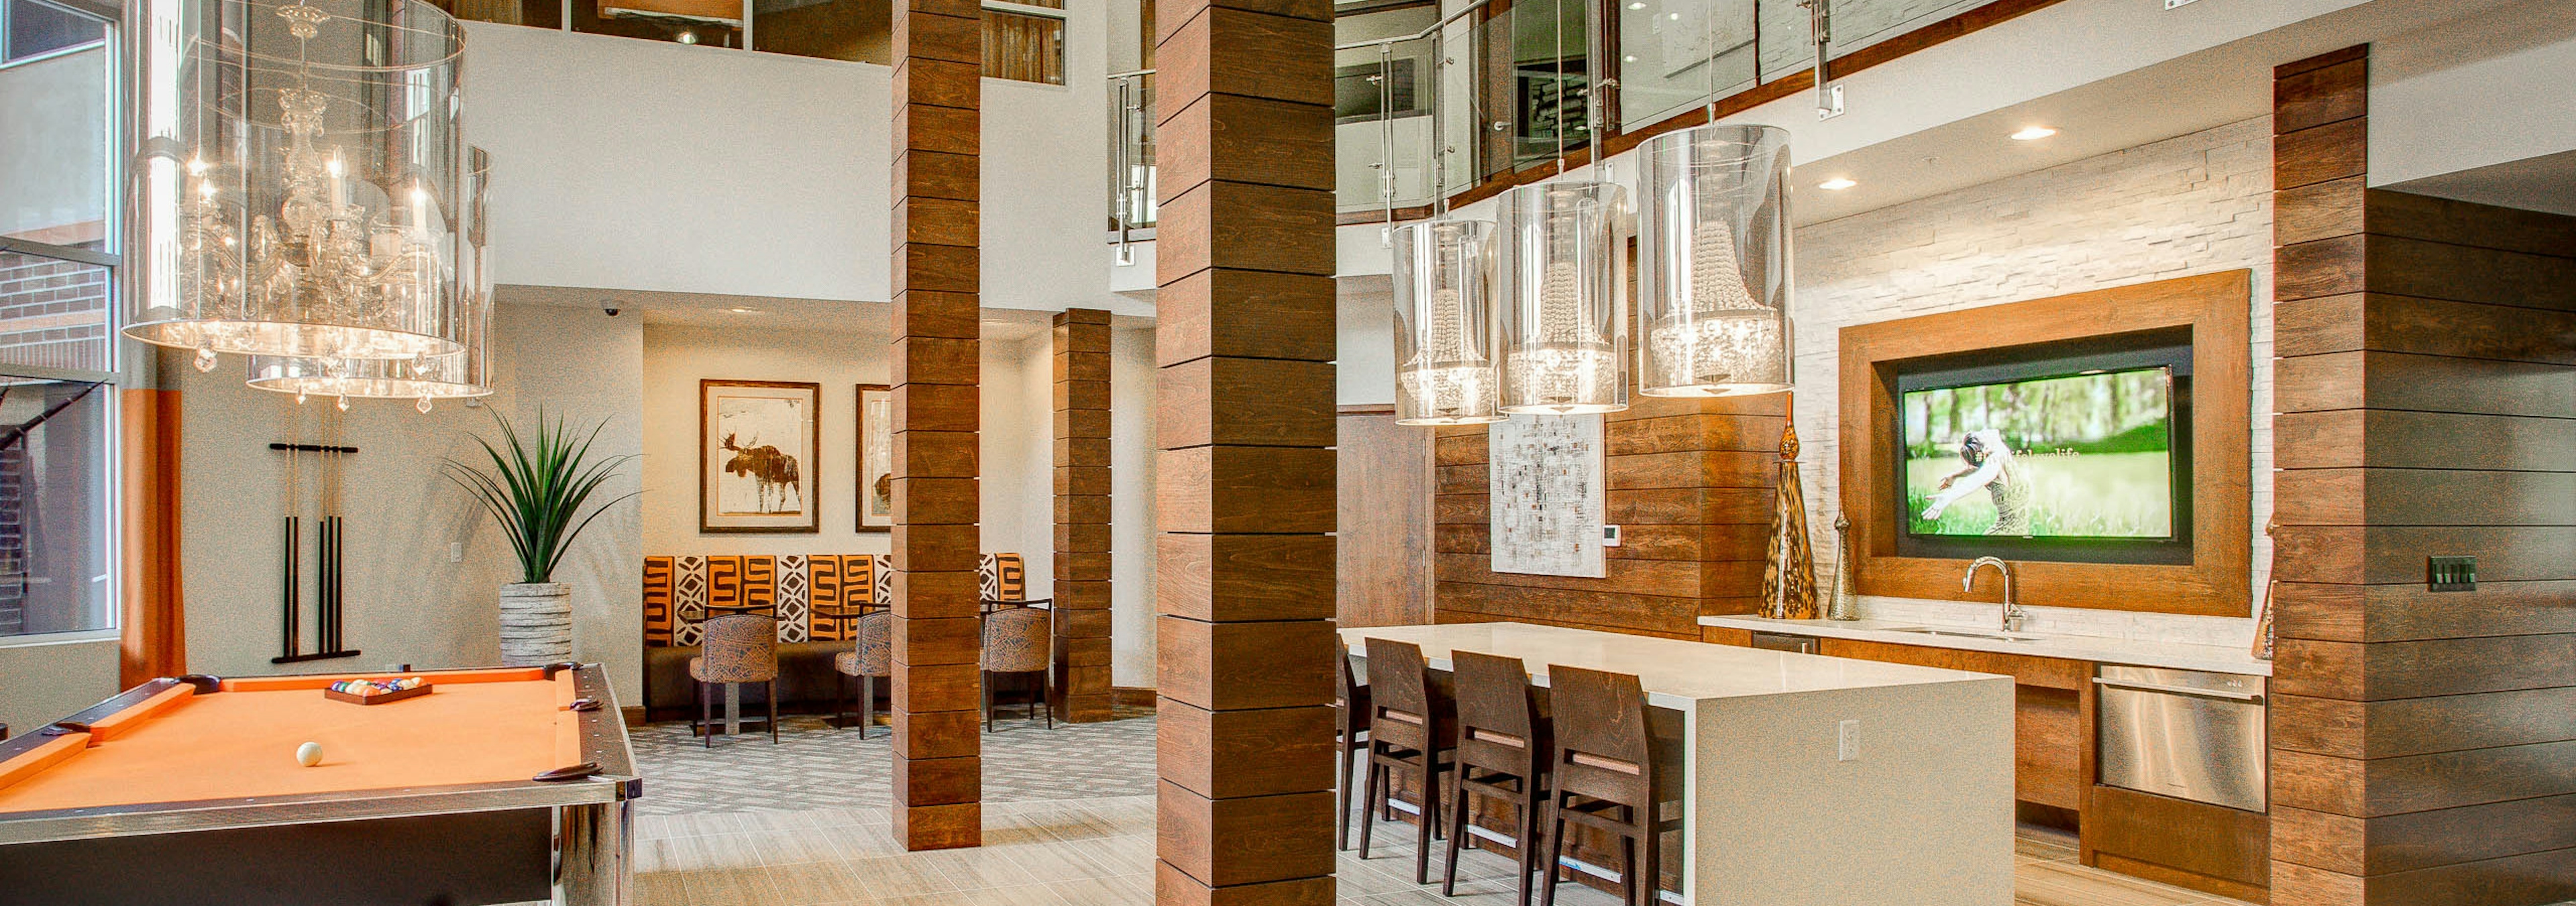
[248,148,495,412]
[1497,182,1627,415]
[127,0,468,370]
[1393,219,1503,425]
[1638,124,1793,397]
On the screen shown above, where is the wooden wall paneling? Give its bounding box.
[1431,394,1782,636]
[1836,270,2255,617]
[119,388,184,687]
[1151,0,1339,899]
[1336,407,1432,627]
[891,0,983,851]
[1055,308,1115,723]
[2269,43,2576,906]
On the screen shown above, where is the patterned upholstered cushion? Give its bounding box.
[836,611,892,677]
[872,554,894,607]
[689,614,780,683]
[977,553,1026,601]
[981,607,1049,673]
[644,552,1020,648]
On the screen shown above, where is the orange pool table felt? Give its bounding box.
[0,668,584,814]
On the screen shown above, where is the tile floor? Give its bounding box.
[623,713,2262,906]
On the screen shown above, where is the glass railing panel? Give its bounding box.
[1615,0,1756,130]
[1497,0,1590,172]
[1334,28,1440,213]
[1106,70,1157,236]
[1756,0,1996,83]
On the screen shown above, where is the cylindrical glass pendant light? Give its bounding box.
[248,147,493,411]
[1497,181,1628,415]
[1638,124,1793,397]
[125,0,467,366]
[1392,219,1503,425]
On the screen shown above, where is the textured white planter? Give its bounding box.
[498,582,573,666]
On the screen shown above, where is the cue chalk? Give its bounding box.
[542,662,584,679]
[178,674,223,695]
[534,762,602,782]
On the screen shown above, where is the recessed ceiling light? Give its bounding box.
[1623,55,1638,62]
[1817,177,1857,191]
[1667,11,1680,19]
[1626,1,1643,8]
[2010,125,2057,141]
[728,307,761,313]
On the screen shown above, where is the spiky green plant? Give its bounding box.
[445,411,639,585]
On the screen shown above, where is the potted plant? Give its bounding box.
[445,411,638,666]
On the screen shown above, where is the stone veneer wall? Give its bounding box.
[1790,116,2275,647]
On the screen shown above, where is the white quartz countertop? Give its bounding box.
[1340,621,2004,709]
[1697,615,2275,676]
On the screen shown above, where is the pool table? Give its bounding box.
[0,663,640,906]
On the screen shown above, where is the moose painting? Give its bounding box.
[701,380,820,533]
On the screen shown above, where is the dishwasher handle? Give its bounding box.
[2092,676,2266,704]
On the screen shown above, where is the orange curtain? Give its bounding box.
[119,389,184,687]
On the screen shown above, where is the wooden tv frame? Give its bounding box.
[1838,270,2252,618]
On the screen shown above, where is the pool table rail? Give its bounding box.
[0,662,640,848]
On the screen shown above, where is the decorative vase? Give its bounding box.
[1827,515,1860,621]
[498,582,573,666]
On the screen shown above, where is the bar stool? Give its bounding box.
[1540,666,1679,906]
[1337,650,1373,851]
[981,605,1053,731]
[1360,637,1457,884]
[690,613,780,746]
[1444,650,1552,906]
[832,610,892,737]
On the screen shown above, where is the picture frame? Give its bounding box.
[700,379,820,534]
[856,383,893,532]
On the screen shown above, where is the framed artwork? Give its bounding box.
[700,379,820,534]
[857,383,893,532]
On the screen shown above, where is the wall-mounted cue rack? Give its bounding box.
[269,438,362,664]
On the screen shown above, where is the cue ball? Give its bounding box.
[296,742,323,767]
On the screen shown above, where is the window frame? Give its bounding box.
[0,0,111,70]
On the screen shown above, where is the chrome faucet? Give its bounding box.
[1963,557,2028,633]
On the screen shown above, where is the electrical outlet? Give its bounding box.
[2429,556,2476,593]
[1837,719,1859,762]
[448,542,466,562]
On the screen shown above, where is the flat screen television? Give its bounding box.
[1892,332,2194,565]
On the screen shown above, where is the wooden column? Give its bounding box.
[2270,44,2576,905]
[119,387,184,687]
[1054,307,1114,723]
[1150,0,1340,898]
[890,0,981,852]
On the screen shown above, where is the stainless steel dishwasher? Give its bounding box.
[1749,631,1819,654]
[2095,665,2268,812]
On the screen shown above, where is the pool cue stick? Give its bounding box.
[321,411,340,655]
[281,427,302,660]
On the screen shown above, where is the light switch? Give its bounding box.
[1838,719,1859,762]
[449,542,466,562]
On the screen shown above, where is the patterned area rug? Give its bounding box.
[630,706,1157,816]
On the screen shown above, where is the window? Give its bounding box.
[982,1,1065,85]
[1,0,104,65]
[0,376,112,638]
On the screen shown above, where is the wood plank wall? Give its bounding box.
[1336,407,1433,628]
[1148,0,1341,898]
[2269,44,2576,906]
[889,0,984,852]
[1054,308,1115,722]
[1431,394,1784,638]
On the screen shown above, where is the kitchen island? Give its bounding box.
[1342,621,2015,906]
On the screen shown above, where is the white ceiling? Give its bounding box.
[497,284,1065,344]
[2385,148,2576,217]
[1786,0,2534,227]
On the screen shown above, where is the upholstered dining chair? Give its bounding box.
[981,605,1053,732]
[833,610,893,738]
[690,613,780,746]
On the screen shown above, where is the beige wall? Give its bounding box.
[0,637,118,737]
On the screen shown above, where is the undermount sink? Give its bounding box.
[1884,626,2040,642]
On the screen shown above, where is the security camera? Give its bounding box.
[602,301,622,316]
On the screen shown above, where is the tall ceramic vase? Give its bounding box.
[498,582,573,666]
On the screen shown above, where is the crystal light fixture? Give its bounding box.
[1393,219,1503,425]
[248,148,495,411]
[1497,182,1628,415]
[1638,124,1793,397]
[125,0,467,365]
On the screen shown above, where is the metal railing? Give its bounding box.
[1106,67,1156,262]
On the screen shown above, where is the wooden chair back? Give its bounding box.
[1363,638,1452,754]
[1452,650,1544,772]
[1546,664,1652,806]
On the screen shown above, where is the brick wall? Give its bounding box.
[1790,116,2275,645]
[0,250,111,373]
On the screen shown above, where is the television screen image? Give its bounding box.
[1902,368,2174,539]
